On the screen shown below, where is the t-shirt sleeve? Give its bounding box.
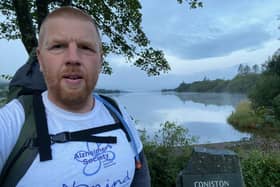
[0,99,25,173]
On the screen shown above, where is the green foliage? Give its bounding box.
[248,51,280,125]
[0,74,13,81]
[153,121,195,147]
[227,101,262,130]
[0,87,8,107]
[238,64,261,75]
[241,150,280,187]
[141,121,193,187]
[252,64,260,73]
[172,74,259,94]
[142,121,280,187]
[0,0,204,76]
[228,99,280,132]
[0,0,171,76]
[263,51,280,76]
[249,74,280,109]
[174,79,229,92]
[177,0,203,8]
[0,75,10,106]
[0,95,7,107]
[226,74,260,94]
[273,94,280,119]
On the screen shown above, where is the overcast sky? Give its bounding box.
[0,0,280,91]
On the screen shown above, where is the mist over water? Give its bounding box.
[101,91,250,144]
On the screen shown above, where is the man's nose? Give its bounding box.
[65,43,81,65]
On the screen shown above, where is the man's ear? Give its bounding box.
[98,53,104,73]
[36,47,43,72]
[99,57,103,73]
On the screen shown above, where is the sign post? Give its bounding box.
[176,146,244,187]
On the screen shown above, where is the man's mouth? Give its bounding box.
[63,74,83,80]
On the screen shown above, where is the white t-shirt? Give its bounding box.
[0,91,142,187]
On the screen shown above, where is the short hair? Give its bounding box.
[38,6,102,50]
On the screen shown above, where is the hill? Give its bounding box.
[163,73,260,94]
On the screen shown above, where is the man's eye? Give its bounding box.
[51,44,64,49]
[79,45,98,55]
[81,45,93,51]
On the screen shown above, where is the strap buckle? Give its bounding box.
[50,132,70,144]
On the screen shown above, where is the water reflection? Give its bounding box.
[162,91,247,107]
[101,92,250,144]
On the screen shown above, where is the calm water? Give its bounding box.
[103,91,250,144]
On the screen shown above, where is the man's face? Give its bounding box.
[37,17,102,111]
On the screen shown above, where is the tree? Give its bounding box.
[263,50,280,76]
[249,74,280,108]
[243,65,251,74]
[252,64,260,73]
[238,64,251,75]
[202,76,209,81]
[249,51,280,122]
[238,64,244,75]
[0,0,202,76]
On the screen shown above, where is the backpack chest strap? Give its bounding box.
[33,95,123,162]
[50,123,120,144]
[30,123,122,148]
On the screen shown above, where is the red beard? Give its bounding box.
[45,66,97,110]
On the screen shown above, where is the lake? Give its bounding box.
[102,91,251,144]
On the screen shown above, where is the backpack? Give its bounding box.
[0,49,144,186]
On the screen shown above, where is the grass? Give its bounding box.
[228,101,262,130]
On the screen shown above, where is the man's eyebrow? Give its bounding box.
[78,40,93,45]
[44,37,99,49]
[78,40,100,50]
[45,37,67,46]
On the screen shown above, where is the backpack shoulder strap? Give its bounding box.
[0,94,134,186]
[99,94,122,113]
[0,95,39,187]
[94,94,141,167]
[99,94,131,141]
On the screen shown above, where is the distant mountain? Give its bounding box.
[94,88,129,94]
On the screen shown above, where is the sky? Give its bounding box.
[0,0,280,91]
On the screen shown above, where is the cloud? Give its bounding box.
[1,0,280,91]
[166,39,280,75]
[141,0,280,60]
[98,38,280,91]
[172,24,272,59]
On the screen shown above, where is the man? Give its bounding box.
[0,7,150,187]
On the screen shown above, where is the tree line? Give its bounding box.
[162,67,261,94]
[168,49,280,128]
[227,49,280,133]
[248,50,280,125]
[237,64,261,75]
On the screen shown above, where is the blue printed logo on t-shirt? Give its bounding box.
[74,143,116,176]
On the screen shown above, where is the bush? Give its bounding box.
[226,74,260,94]
[0,88,8,107]
[249,74,280,109]
[241,150,280,187]
[227,101,262,130]
[272,94,280,122]
[141,122,280,187]
[141,121,194,187]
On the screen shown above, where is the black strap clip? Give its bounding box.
[50,132,70,144]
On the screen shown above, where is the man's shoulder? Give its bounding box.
[2,98,24,112]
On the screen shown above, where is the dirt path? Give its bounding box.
[193,136,280,152]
